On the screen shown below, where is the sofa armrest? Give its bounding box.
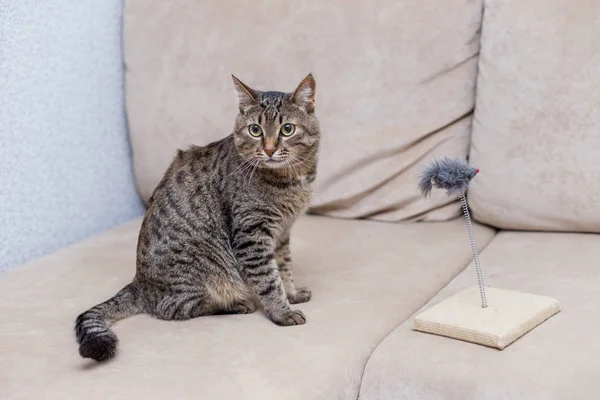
[0,1,144,272]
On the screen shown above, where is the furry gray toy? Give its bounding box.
[418,157,487,308]
[412,158,561,350]
[419,157,479,197]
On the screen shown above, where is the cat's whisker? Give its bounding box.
[242,159,255,184]
[228,162,249,177]
[288,155,309,176]
[288,158,304,183]
[292,153,311,166]
[248,159,261,184]
[243,158,261,185]
[285,159,293,185]
[234,162,255,182]
[227,157,254,177]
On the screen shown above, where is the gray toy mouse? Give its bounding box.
[418,157,487,308]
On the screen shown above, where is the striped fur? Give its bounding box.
[74,74,320,361]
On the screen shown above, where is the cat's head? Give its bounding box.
[231,74,320,170]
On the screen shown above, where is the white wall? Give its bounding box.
[0,0,144,271]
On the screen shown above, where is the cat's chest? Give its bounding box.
[274,182,313,235]
[280,178,314,210]
[261,177,314,228]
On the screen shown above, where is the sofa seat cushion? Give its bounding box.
[0,216,493,399]
[359,231,600,400]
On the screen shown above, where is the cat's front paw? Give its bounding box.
[270,310,306,326]
[289,287,312,304]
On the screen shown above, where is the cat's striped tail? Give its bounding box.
[74,284,142,362]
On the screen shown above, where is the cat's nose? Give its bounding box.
[264,148,276,158]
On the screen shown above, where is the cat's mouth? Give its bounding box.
[263,158,286,168]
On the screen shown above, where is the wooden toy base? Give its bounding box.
[413,286,560,350]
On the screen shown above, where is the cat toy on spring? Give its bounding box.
[412,157,560,350]
[418,157,487,308]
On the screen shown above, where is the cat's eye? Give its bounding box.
[248,124,262,137]
[280,123,296,136]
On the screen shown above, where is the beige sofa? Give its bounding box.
[2,1,599,399]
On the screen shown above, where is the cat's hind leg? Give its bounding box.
[206,272,258,315]
[146,256,257,320]
[152,287,215,321]
[152,276,256,320]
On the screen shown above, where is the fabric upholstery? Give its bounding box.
[0,216,494,399]
[0,0,144,272]
[360,231,600,400]
[123,0,483,222]
[468,0,600,232]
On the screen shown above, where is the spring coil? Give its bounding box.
[461,192,488,308]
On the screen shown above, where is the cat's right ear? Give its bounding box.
[232,75,259,113]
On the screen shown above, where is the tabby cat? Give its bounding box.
[75,74,319,362]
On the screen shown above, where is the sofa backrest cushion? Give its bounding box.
[468,0,600,232]
[123,0,483,222]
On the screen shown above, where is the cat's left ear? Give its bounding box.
[232,75,259,112]
[291,73,316,113]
